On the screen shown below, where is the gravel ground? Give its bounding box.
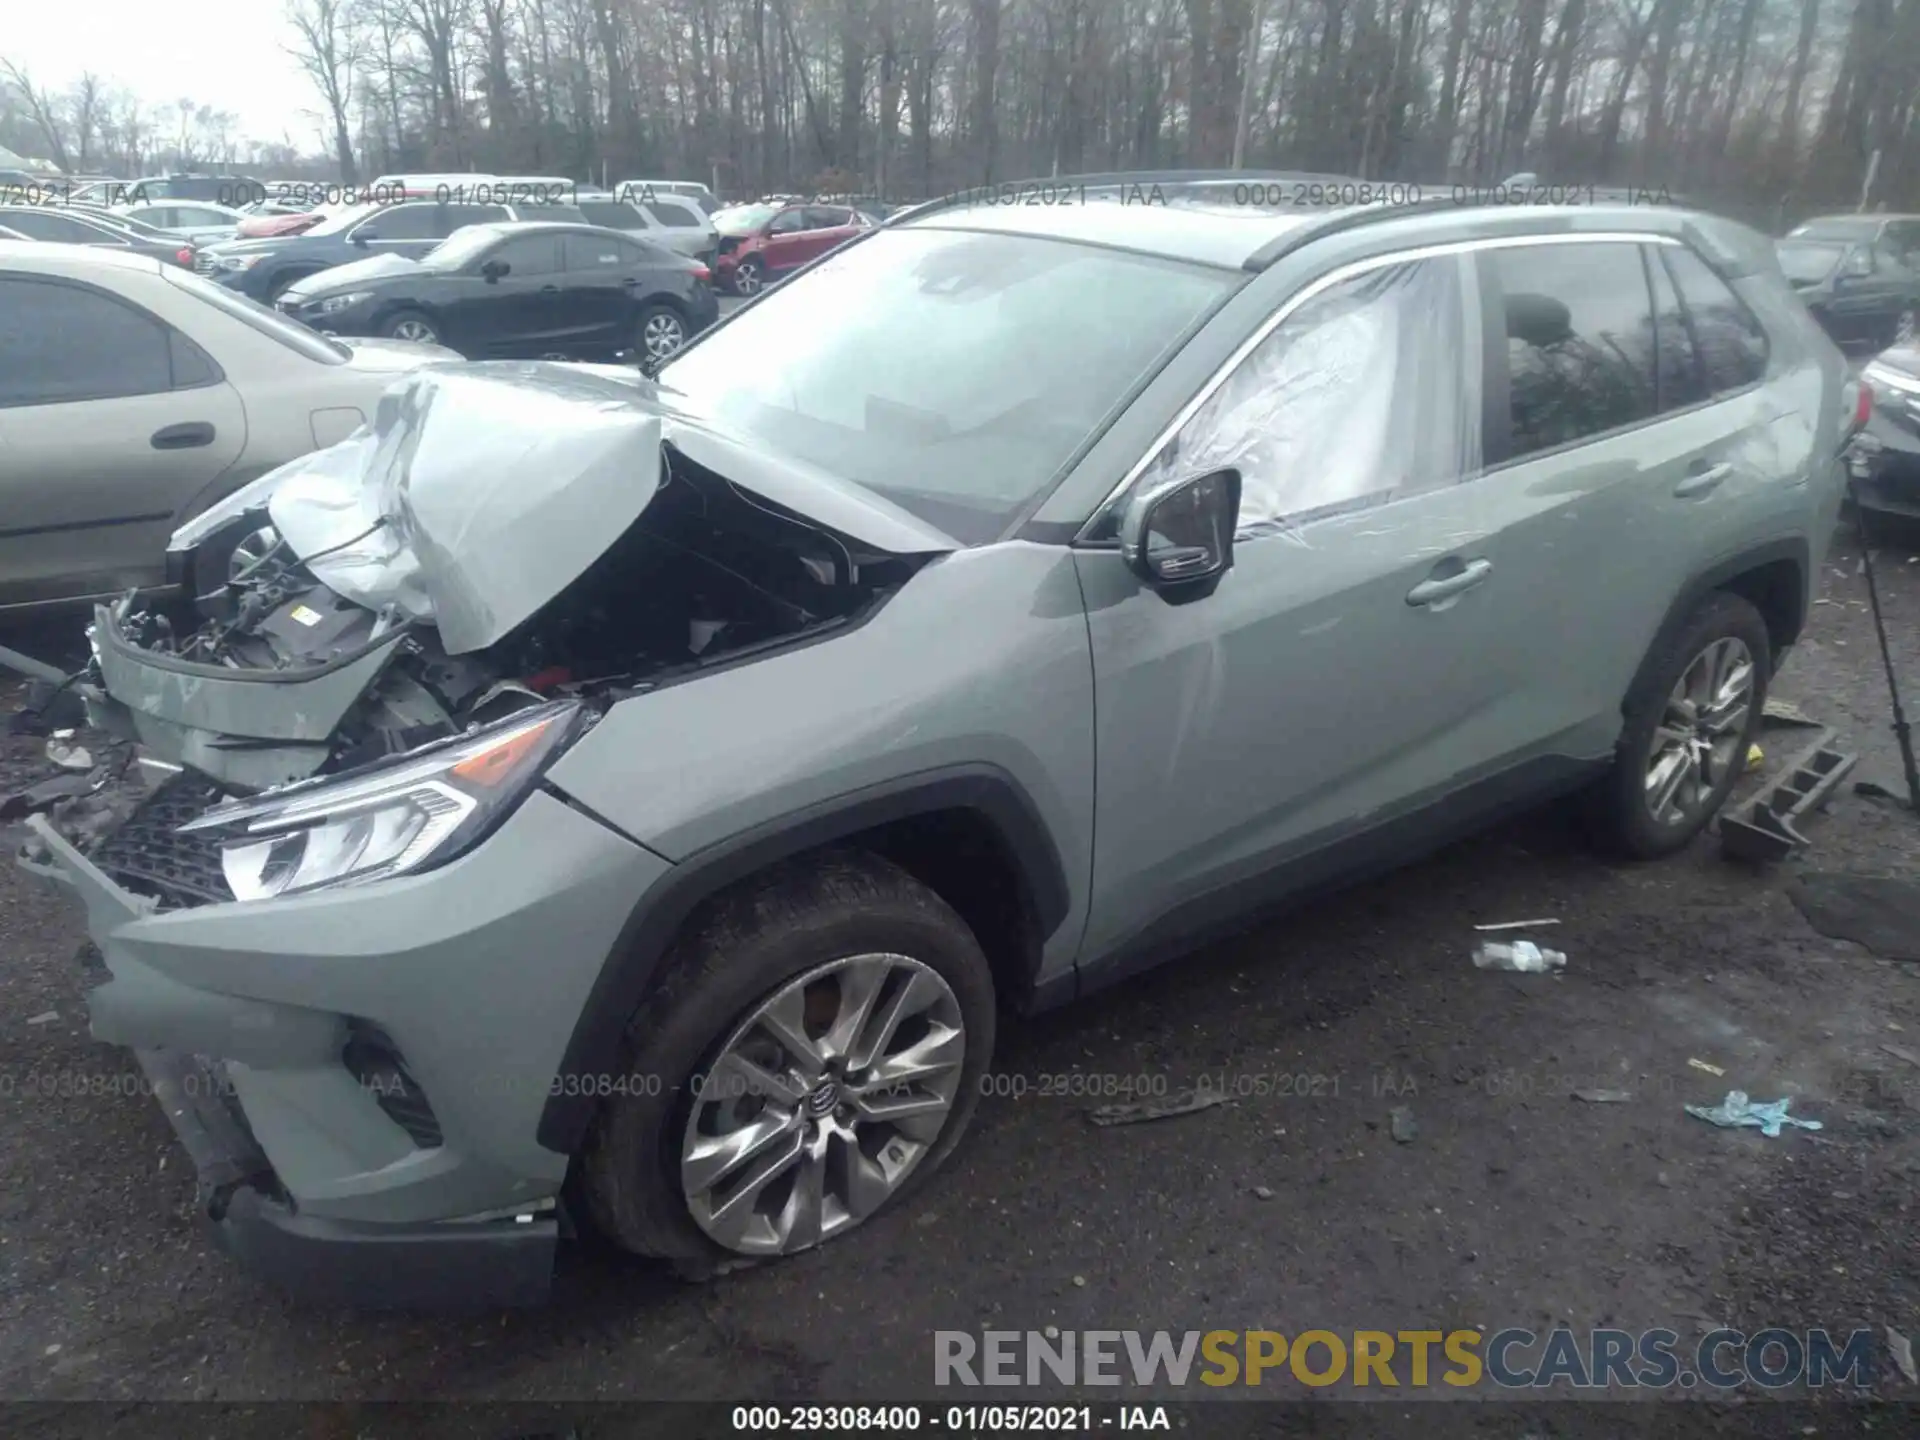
[1,519,1918,1429]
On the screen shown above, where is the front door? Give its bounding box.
[1076,252,1540,969]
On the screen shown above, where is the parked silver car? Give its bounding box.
[22,180,1858,1309]
[117,200,247,246]
[0,241,459,611]
[575,188,718,261]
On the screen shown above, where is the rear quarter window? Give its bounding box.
[1662,246,1768,393]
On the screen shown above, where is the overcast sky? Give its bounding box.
[9,1,316,146]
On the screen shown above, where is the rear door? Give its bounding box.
[561,231,658,357]
[801,206,859,264]
[0,273,245,607]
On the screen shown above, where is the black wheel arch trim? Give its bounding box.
[1628,536,1810,707]
[535,762,1071,1155]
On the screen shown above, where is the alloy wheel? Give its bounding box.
[734,260,763,295]
[680,953,967,1255]
[1644,636,1754,826]
[391,317,437,344]
[642,312,687,361]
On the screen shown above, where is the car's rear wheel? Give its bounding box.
[379,309,441,345]
[579,853,994,1269]
[636,304,689,363]
[731,256,764,296]
[1591,591,1770,859]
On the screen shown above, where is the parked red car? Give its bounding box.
[238,208,325,238]
[710,201,873,295]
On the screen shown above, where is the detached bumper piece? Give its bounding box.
[1720,727,1858,862]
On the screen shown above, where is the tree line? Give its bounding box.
[4,0,1917,228]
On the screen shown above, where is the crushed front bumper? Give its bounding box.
[16,782,670,1308]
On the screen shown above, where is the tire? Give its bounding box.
[579,851,996,1269]
[635,303,689,364]
[378,308,441,345]
[1590,591,1771,860]
[731,256,764,296]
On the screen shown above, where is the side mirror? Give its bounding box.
[481,259,509,281]
[1843,250,1874,279]
[1119,468,1241,598]
[351,229,375,247]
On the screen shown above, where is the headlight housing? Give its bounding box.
[317,290,372,314]
[216,253,265,271]
[181,702,586,902]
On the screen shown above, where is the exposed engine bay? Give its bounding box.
[79,363,948,798]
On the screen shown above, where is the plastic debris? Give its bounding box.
[1389,1106,1417,1143]
[1252,1185,1274,1200]
[1472,939,1566,972]
[25,1011,59,1027]
[1684,1090,1823,1137]
[1088,1088,1232,1127]
[1888,1327,1918,1386]
[1687,1058,1726,1077]
[1762,698,1822,728]
[1572,1088,1632,1103]
[0,773,96,821]
[1746,743,1765,772]
[44,733,93,772]
[1473,918,1561,932]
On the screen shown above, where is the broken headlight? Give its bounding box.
[179,701,584,902]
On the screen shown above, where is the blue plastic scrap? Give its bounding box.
[1684,1090,1824,1138]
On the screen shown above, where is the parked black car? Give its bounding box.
[201,196,590,301]
[0,204,196,268]
[1778,214,1920,354]
[276,220,719,363]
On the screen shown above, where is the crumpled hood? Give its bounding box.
[244,362,957,655]
[282,252,420,298]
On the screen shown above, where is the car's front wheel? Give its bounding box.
[636,304,689,363]
[1592,591,1770,859]
[379,308,441,345]
[579,853,994,1268]
[731,256,765,296]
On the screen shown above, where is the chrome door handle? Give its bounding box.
[1406,558,1492,607]
[1675,462,1733,498]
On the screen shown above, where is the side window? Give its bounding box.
[563,233,629,270]
[643,200,700,229]
[489,234,561,276]
[447,203,511,229]
[1493,242,1655,461]
[0,277,174,406]
[1133,255,1484,538]
[177,207,229,226]
[361,203,441,240]
[4,210,108,243]
[805,206,852,230]
[579,201,640,230]
[768,208,806,235]
[1646,244,1708,412]
[168,329,221,389]
[1662,246,1768,393]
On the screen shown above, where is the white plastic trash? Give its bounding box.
[1472,939,1566,973]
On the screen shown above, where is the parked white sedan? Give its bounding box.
[116,200,249,246]
[0,241,461,612]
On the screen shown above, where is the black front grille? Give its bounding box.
[88,776,234,910]
[342,1021,444,1149]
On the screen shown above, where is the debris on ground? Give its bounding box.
[1889,1326,1918,1386]
[1572,1088,1632,1103]
[1762,698,1823,728]
[1787,872,1920,962]
[1746,743,1765,772]
[44,732,92,772]
[1087,1088,1233,1127]
[1252,1185,1274,1200]
[1471,939,1566,972]
[1882,1043,1920,1070]
[25,1011,59,1027]
[0,773,97,821]
[1472,917,1560,932]
[1389,1106,1417,1143]
[1688,1058,1727,1077]
[1684,1091,1823,1138]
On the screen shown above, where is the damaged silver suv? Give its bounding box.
[20,177,1860,1307]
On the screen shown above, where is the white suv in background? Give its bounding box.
[575,189,719,261]
[0,241,459,612]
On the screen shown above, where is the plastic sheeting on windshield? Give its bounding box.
[1134,255,1485,545]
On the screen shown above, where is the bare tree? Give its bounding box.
[286,0,366,182]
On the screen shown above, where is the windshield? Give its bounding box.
[715,203,778,235]
[1776,240,1847,283]
[163,265,349,364]
[656,227,1236,542]
[428,225,509,269]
